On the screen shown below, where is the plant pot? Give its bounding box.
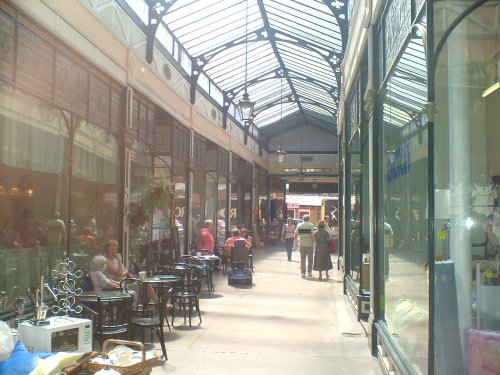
[130,214,148,226]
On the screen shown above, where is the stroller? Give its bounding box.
[228,239,253,285]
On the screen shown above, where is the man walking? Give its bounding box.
[295,214,315,278]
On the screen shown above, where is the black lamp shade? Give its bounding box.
[237,92,255,121]
[276,145,286,163]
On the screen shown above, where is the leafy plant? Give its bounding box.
[143,178,171,210]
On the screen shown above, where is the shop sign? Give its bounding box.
[387,140,411,182]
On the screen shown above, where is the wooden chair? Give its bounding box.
[131,287,173,360]
[171,266,202,326]
[93,295,132,348]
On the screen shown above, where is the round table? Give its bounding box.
[191,256,220,293]
[142,275,181,300]
[78,290,131,303]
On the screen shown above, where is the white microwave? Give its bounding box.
[18,316,92,353]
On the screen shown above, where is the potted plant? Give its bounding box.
[143,179,171,210]
[129,202,148,226]
[129,179,171,226]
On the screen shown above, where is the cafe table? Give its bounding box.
[142,275,181,304]
[78,290,132,303]
[190,255,220,294]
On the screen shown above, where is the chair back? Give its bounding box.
[129,258,140,276]
[78,267,94,291]
[94,295,132,346]
[231,240,249,266]
[186,266,202,294]
[119,278,149,317]
[174,265,201,294]
[157,287,173,326]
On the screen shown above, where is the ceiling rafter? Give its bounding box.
[137,0,347,139]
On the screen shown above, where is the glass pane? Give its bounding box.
[128,149,152,263]
[205,172,217,239]
[0,91,68,307]
[72,121,119,264]
[173,165,186,254]
[191,170,205,246]
[433,2,500,372]
[217,176,227,249]
[382,34,428,373]
[348,131,362,280]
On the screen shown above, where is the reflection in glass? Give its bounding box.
[382,25,428,373]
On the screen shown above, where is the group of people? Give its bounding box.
[197,219,253,264]
[282,214,334,280]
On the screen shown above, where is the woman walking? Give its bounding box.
[281,217,296,261]
[313,220,333,280]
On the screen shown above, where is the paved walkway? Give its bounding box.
[150,245,382,374]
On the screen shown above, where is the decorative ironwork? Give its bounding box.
[414,0,426,17]
[384,0,411,77]
[50,258,83,316]
[0,8,16,82]
[364,87,376,115]
[422,102,438,122]
[377,27,385,87]
[348,78,361,141]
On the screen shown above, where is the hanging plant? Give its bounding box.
[129,202,148,226]
[143,178,171,210]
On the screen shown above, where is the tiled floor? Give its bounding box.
[147,245,382,374]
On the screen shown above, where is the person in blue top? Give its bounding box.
[295,214,315,278]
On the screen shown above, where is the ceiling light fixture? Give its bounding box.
[237,0,255,122]
[276,145,286,163]
[482,81,499,97]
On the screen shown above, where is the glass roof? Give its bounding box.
[383,31,427,129]
[125,0,346,132]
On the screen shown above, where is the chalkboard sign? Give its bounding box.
[171,226,181,262]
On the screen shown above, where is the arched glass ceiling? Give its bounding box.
[383,32,427,129]
[126,0,347,132]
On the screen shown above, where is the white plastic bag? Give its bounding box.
[0,320,14,361]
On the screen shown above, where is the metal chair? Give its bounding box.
[93,294,132,348]
[129,258,140,276]
[119,278,152,318]
[131,287,173,360]
[171,266,202,326]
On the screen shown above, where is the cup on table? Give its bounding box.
[138,271,147,281]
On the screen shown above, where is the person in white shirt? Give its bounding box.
[89,255,120,291]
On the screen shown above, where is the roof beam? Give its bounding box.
[145,0,176,63]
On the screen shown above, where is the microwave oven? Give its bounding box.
[18,316,92,353]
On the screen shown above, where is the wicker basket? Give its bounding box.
[87,339,159,375]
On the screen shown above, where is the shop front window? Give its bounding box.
[72,120,118,260]
[229,182,239,230]
[191,169,205,246]
[173,166,186,254]
[128,148,152,263]
[205,172,217,243]
[0,90,69,302]
[382,23,428,372]
[433,2,500,372]
[348,130,363,281]
[217,176,227,248]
